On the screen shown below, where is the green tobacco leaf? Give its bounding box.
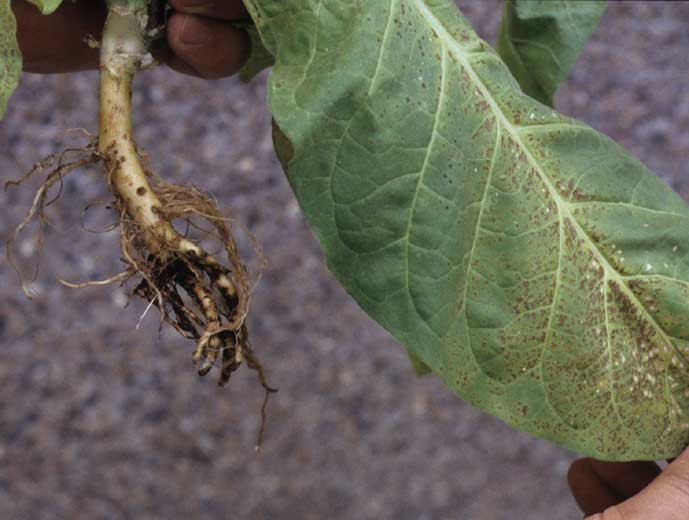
[407,351,432,376]
[239,25,275,82]
[27,0,63,14]
[248,0,689,460]
[0,0,66,119]
[0,0,20,118]
[497,0,606,107]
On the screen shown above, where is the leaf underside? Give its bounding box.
[239,25,275,82]
[27,0,63,15]
[245,0,689,461]
[497,0,606,107]
[0,0,21,118]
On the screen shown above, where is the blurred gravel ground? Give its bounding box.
[1,2,688,519]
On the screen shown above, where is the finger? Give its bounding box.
[13,0,105,73]
[169,0,248,21]
[568,458,623,516]
[587,459,661,498]
[615,447,689,520]
[166,14,250,79]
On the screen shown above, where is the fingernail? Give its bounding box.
[179,17,211,45]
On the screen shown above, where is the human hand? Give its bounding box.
[568,445,689,519]
[13,0,250,78]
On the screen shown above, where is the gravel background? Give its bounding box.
[2,2,688,519]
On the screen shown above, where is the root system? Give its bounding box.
[5,0,274,447]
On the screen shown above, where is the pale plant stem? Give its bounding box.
[98,4,200,256]
[96,1,264,387]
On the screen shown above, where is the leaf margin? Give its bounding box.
[0,0,21,118]
[497,0,606,107]
[247,0,689,460]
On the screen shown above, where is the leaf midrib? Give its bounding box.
[412,0,679,378]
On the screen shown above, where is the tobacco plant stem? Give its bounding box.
[99,1,239,297]
[99,2,175,251]
[99,1,210,259]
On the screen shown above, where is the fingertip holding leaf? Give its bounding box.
[248,0,689,460]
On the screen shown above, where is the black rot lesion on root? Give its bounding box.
[103,149,273,385]
[129,238,264,388]
[6,138,276,445]
[125,214,277,444]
